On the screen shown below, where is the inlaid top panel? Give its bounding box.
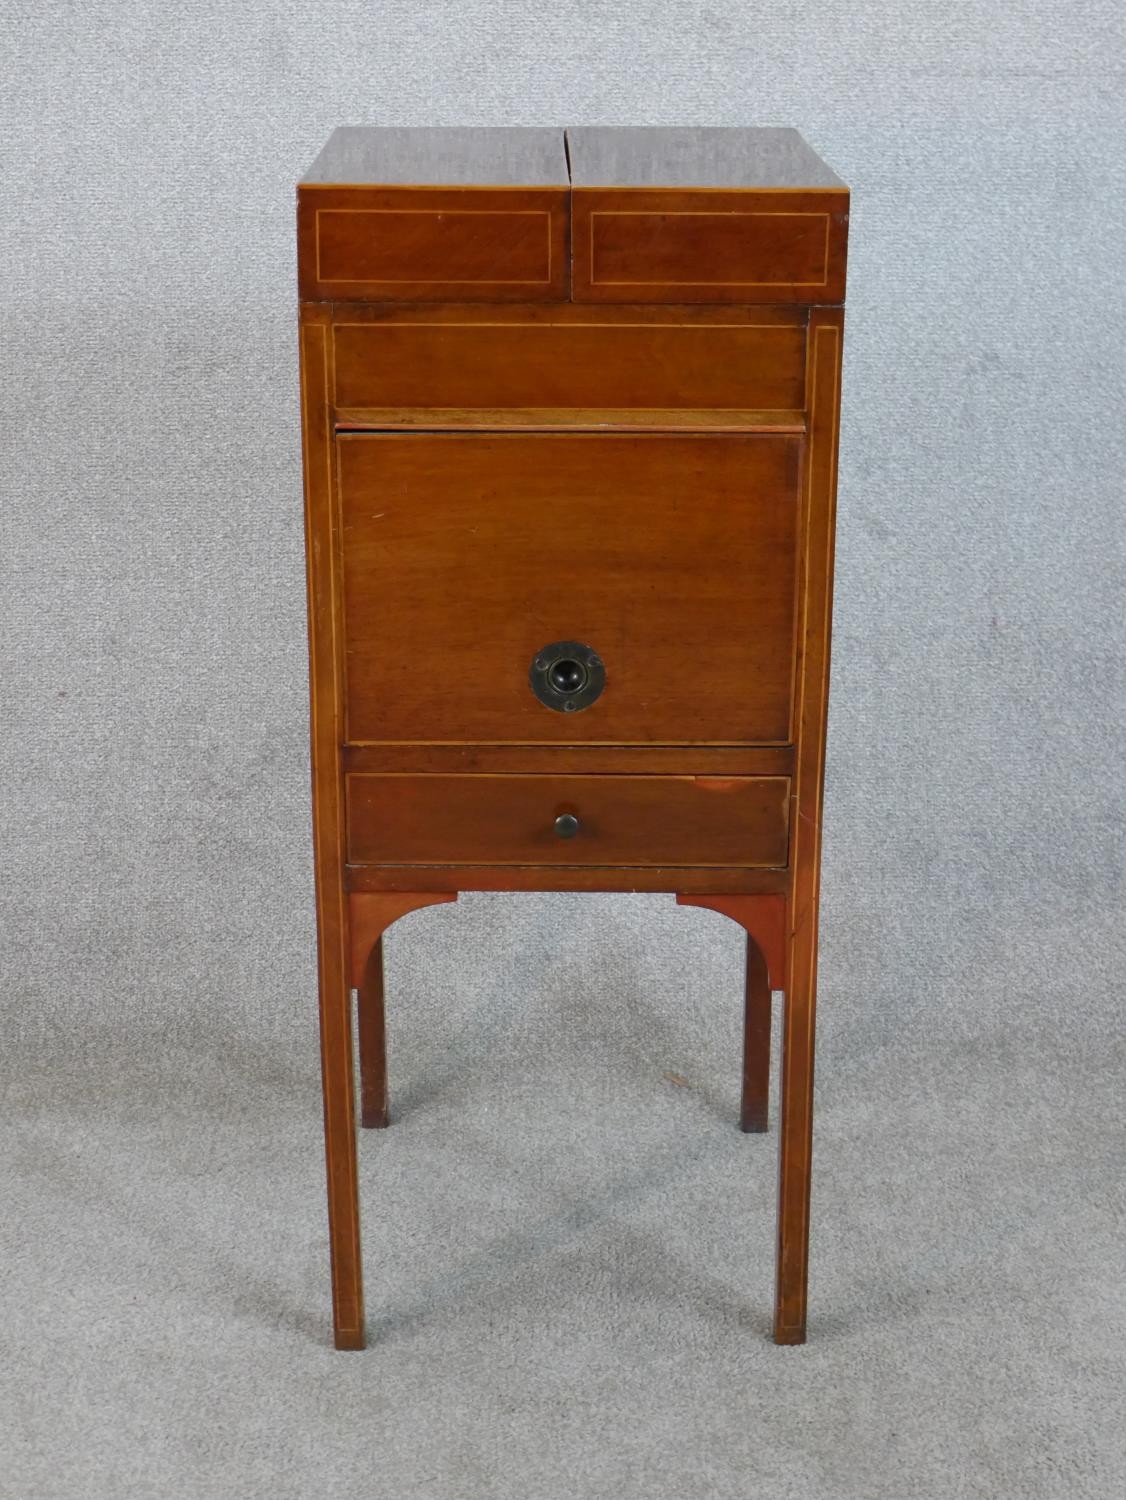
[565,127,845,191]
[301,126,570,187]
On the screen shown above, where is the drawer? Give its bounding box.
[346,774,791,868]
[297,187,570,303]
[571,189,849,305]
[338,432,801,746]
[332,307,806,415]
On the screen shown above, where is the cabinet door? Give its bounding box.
[337,432,800,746]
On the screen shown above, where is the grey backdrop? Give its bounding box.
[2,4,1124,1498]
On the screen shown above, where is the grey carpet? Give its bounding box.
[1,3,1124,1498]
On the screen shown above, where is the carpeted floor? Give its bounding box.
[2,893,1124,1498]
[2,3,1124,1497]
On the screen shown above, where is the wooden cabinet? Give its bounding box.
[297,125,848,1351]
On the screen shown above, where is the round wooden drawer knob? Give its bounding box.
[554,813,581,839]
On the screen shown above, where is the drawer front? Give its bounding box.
[338,432,801,746]
[346,774,790,868]
[333,310,806,414]
[572,189,849,304]
[297,187,570,302]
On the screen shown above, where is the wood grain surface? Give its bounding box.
[565,127,846,190]
[571,188,848,305]
[337,431,802,746]
[345,773,791,868]
[302,126,569,187]
[332,309,807,413]
[298,186,569,303]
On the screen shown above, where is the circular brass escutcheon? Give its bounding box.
[529,641,605,713]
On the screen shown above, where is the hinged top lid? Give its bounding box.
[301,126,570,187]
[297,127,848,305]
[565,126,846,190]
